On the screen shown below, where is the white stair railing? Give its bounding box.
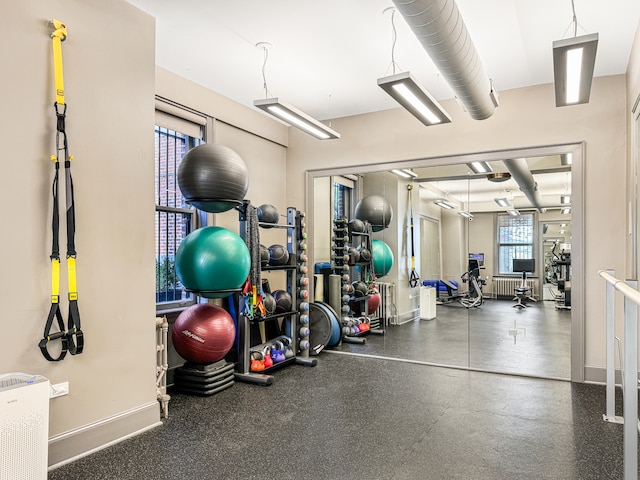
[598,269,640,480]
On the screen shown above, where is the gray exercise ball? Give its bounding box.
[177,144,249,213]
[354,194,393,232]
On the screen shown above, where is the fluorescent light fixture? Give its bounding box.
[254,98,341,140]
[561,153,573,165]
[458,211,474,219]
[559,230,565,234]
[507,209,520,216]
[561,207,571,214]
[377,72,451,126]
[391,169,412,178]
[560,195,571,204]
[560,223,567,227]
[468,161,493,174]
[495,198,511,207]
[553,33,598,107]
[391,168,418,179]
[434,199,456,209]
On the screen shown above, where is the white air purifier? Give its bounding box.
[0,373,50,480]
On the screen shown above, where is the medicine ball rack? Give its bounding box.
[235,203,316,386]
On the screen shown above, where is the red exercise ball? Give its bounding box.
[172,304,236,364]
[367,291,381,314]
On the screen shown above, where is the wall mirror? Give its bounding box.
[306,143,583,381]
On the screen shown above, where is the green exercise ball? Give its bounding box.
[175,226,250,298]
[372,239,394,277]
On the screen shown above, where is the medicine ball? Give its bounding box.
[348,246,360,266]
[177,144,249,213]
[263,292,276,315]
[268,244,289,266]
[358,246,371,263]
[354,194,393,232]
[257,204,279,227]
[352,281,368,298]
[348,219,366,233]
[259,244,270,267]
[272,290,293,313]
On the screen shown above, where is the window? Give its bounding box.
[332,176,355,220]
[497,213,535,274]
[155,125,203,310]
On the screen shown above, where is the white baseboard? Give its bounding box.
[584,365,622,384]
[48,401,161,469]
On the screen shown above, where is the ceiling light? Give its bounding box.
[561,153,573,165]
[507,209,520,216]
[434,199,456,209]
[553,33,598,106]
[254,98,340,140]
[253,42,340,140]
[495,198,511,207]
[391,169,413,178]
[378,72,451,127]
[487,172,511,182]
[560,195,571,204]
[458,211,474,219]
[468,161,493,174]
[560,223,567,227]
[559,230,566,234]
[402,169,418,178]
[561,207,571,215]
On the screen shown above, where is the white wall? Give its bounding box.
[2,0,158,465]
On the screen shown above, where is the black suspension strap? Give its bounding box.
[39,19,83,361]
[408,184,420,288]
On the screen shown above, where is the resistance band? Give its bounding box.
[39,19,84,361]
[408,184,420,288]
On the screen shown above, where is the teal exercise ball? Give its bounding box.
[372,239,394,277]
[175,226,250,298]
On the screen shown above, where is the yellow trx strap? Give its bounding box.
[39,19,83,361]
[51,19,66,105]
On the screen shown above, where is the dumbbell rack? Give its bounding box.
[235,204,316,386]
[331,219,368,344]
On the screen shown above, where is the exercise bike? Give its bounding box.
[459,259,486,309]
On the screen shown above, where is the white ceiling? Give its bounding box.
[128,0,639,121]
[127,0,637,216]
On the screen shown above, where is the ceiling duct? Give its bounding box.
[392,0,496,120]
[502,158,546,213]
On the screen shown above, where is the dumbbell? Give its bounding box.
[299,327,310,337]
[300,314,309,325]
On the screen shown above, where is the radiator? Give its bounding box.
[0,373,50,480]
[492,277,537,299]
[374,282,396,327]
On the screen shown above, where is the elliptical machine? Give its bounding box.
[460,258,486,308]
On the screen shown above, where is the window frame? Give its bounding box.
[495,212,536,275]
[154,121,205,314]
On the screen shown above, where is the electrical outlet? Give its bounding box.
[50,381,69,398]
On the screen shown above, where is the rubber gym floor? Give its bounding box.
[49,350,628,479]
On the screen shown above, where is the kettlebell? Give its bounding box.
[271,340,286,363]
[263,346,273,368]
[281,336,295,359]
[250,350,265,372]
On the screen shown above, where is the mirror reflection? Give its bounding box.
[311,150,573,379]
